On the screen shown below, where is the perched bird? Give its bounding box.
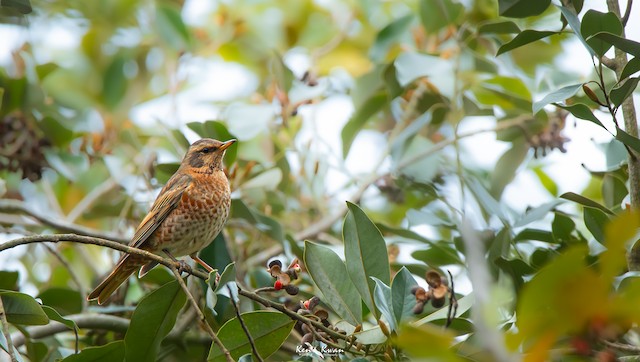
[88,138,236,304]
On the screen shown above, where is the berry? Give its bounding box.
[274,280,283,290]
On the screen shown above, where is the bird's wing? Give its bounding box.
[130,172,192,249]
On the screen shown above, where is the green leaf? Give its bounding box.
[499,0,551,18]
[610,77,640,107]
[102,55,127,109]
[590,31,640,58]
[207,311,295,362]
[38,287,83,316]
[552,212,576,242]
[490,139,528,199]
[478,20,521,34]
[580,10,623,57]
[372,277,396,331]
[343,202,391,318]
[41,305,78,332]
[495,257,534,292]
[124,280,187,362]
[560,192,614,215]
[0,271,18,290]
[39,116,74,146]
[214,262,237,293]
[419,0,464,33]
[304,241,362,325]
[497,30,557,56]
[584,207,610,244]
[621,57,640,80]
[533,167,559,196]
[155,3,191,51]
[557,5,596,57]
[514,200,563,228]
[370,14,414,61]
[0,0,32,14]
[532,83,583,114]
[615,126,640,155]
[556,103,606,129]
[412,242,463,266]
[60,341,124,362]
[602,174,627,210]
[391,267,418,324]
[0,291,49,325]
[514,229,556,244]
[341,93,386,157]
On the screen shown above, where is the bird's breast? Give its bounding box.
[156,171,231,256]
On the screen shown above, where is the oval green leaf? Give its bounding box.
[60,340,124,362]
[532,83,583,114]
[0,291,49,325]
[371,277,396,331]
[304,241,362,325]
[610,77,640,107]
[580,10,623,57]
[207,311,295,362]
[497,30,557,56]
[391,267,418,324]
[499,0,551,18]
[124,280,187,362]
[343,202,391,318]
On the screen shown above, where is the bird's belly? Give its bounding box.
[150,191,230,257]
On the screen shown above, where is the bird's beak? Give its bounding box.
[219,139,237,151]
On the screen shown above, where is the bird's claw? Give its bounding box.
[175,260,192,275]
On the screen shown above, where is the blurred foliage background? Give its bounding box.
[2,0,640,360]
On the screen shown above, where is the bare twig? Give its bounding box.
[445,270,458,328]
[622,0,633,26]
[0,200,127,243]
[0,234,209,280]
[168,267,233,362]
[0,296,18,362]
[227,285,263,362]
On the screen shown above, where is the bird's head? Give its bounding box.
[182,138,236,173]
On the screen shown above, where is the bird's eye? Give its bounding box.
[201,148,210,154]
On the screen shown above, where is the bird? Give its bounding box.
[87,138,236,304]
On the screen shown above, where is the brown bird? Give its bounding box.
[88,138,236,304]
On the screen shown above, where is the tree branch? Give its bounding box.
[622,0,633,26]
[0,200,128,244]
[0,234,209,280]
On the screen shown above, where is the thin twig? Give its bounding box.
[236,286,346,343]
[168,267,233,362]
[227,285,263,362]
[622,0,633,26]
[0,295,18,362]
[0,200,127,243]
[0,234,209,280]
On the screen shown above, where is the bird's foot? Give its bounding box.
[176,260,192,275]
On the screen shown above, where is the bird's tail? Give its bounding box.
[87,256,142,305]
